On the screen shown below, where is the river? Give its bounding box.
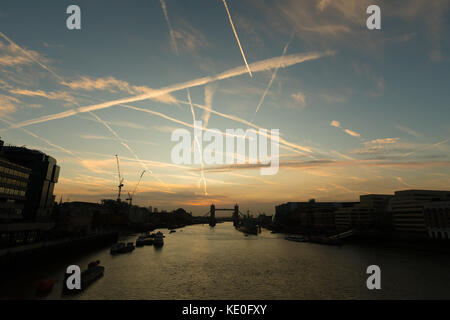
[1,222,450,299]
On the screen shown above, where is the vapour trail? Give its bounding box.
[0,118,82,161]
[0,32,65,83]
[160,0,178,54]
[250,35,294,124]
[187,89,208,195]
[0,32,165,187]
[10,50,335,130]
[221,0,252,77]
[120,102,308,156]
[88,111,165,186]
[401,139,449,158]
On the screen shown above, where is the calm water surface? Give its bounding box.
[2,222,450,299]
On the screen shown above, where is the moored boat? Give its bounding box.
[110,242,135,254]
[153,231,164,247]
[63,261,104,294]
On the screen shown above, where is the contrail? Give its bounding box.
[121,102,310,155]
[0,32,166,187]
[160,0,178,54]
[11,50,334,130]
[0,118,82,160]
[202,85,214,129]
[221,0,252,77]
[250,34,294,124]
[0,32,65,83]
[401,139,448,158]
[88,111,165,185]
[187,89,207,196]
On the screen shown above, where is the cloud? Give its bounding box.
[160,0,178,54]
[330,120,341,128]
[365,138,399,145]
[291,92,306,106]
[202,85,215,128]
[9,88,76,105]
[62,76,178,105]
[344,129,360,138]
[0,38,45,67]
[0,94,20,117]
[12,50,334,129]
[394,124,423,138]
[193,159,450,173]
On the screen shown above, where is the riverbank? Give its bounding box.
[0,231,118,272]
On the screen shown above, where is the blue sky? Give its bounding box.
[0,0,449,215]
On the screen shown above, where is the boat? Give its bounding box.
[110,242,135,254]
[36,279,55,295]
[63,261,104,294]
[153,231,164,247]
[169,229,176,233]
[136,236,146,247]
[285,235,307,242]
[237,219,259,235]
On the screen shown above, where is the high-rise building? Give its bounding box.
[1,145,60,222]
[0,141,60,247]
[391,190,450,238]
[0,140,31,222]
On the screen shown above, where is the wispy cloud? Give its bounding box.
[330,120,341,128]
[291,92,306,107]
[9,88,76,105]
[330,120,360,138]
[344,129,360,138]
[62,76,178,105]
[11,50,334,129]
[0,94,20,118]
[160,0,178,54]
[394,124,423,138]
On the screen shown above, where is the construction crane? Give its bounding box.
[126,170,145,206]
[115,155,124,202]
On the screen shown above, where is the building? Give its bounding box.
[334,194,392,231]
[0,140,60,248]
[391,190,450,238]
[424,201,450,240]
[54,202,98,235]
[1,145,60,222]
[0,143,31,221]
[274,199,356,231]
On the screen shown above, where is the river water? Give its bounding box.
[2,222,450,299]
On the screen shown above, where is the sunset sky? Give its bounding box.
[0,0,449,215]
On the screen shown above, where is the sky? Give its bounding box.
[0,0,449,216]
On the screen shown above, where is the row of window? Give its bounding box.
[0,165,29,178]
[0,176,28,188]
[0,187,26,197]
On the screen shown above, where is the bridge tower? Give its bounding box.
[209,204,216,227]
[233,204,239,227]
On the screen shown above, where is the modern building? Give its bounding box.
[0,143,31,222]
[0,140,60,247]
[391,190,450,238]
[423,201,450,240]
[1,145,60,222]
[334,194,393,231]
